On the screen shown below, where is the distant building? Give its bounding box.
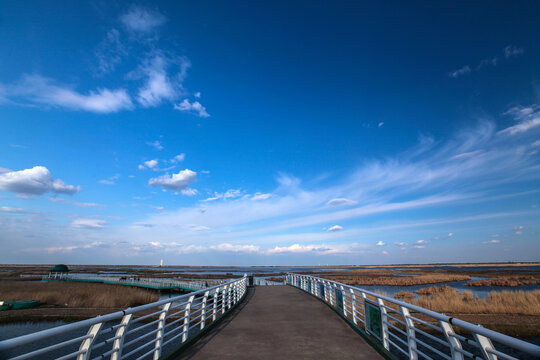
[49,264,69,279]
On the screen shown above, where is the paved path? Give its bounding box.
[175,286,384,360]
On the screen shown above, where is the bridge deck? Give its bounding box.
[175,286,384,360]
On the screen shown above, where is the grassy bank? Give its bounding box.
[323,272,471,286]
[0,281,158,308]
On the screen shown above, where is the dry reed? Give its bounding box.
[325,273,470,286]
[0,281,158,308]
[466,276,539,287]
[413,288,540,315]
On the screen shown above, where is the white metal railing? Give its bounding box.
[253,278,284,286]
[44,275,225,291]
[288,273,540,360]
[0,276,247,360]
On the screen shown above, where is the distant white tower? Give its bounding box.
[160,259,163,267]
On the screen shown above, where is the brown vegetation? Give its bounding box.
[466,276,540,287]
[0,281,158,308]
[323,272,470,286]
[415,285,456,295]
[413,287,540,315]
[394,291,415,301]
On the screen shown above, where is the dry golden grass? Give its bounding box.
[413,287,540,315]
[466,276,540,287]
[394,291,415,301]
[416,285,456,295]
[324,272,470,286]
[0,281,158,308]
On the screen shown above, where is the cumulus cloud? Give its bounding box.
[327,198,358,206]
[376,241,386,246]
[327,225,343,232]
[71,218,107,229]
[483,239,500,244]
[0,166,80,196]
[174,99,210,117]
[210,243,260,253]
[120,6,166,33]
[143,160,159,169]
[3,74,133,113]
[148,169,196,192]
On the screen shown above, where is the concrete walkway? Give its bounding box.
[175,286,384,360]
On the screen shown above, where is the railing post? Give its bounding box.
[360,292,368,331]
[350,288,358,325]
[213,288,219,321]
[77,322,103,360]
[200,291,210,330]
[377,298,390,351]
[474,333,498,360]
[401,306,418,360]
[111,313,133,360]
[439,321,464,360]
[182,295,195,343]
[340,285,347,317]
[153,302,171,360]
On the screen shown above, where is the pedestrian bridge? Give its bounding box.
[1,274,539,360]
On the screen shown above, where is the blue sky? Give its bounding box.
[0,1,539,265]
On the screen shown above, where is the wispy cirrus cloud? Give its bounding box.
[2,74,133,113]
[499,105,540,135]
[120,6,166,34]
[449,45,524,78]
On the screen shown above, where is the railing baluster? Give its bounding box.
[377,298,390,351]
[213,287,219,321]
[401,306,418,360]
[201,290,210,330]
[474,333,498,360]
[153,302,171,360]
[182,295,196,343]
[439,320,464,360]
[350,289,358,325]
[77,322,102,360]
[111,313,133,360]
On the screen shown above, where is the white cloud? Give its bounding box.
[210,243,260,253]
[448,232,453,237]
[483,239,500,244]
[148,169,197,192]
[138,164,145,170]
[504,45,524,59]
[449,65,471,78]
[71,218,107,229]
[172,153,185,162]
[143,159,159,169]
[120,6,166,33]
[500,119,540,136]
[136,55,186,108]
[413,245,425,249]
[382,250,389,255]
[147,140,163,151]
[378,122,384,127]
[416,239,428,244]
[0,166,80,196]
[327,198,358,206]
[394,242,407,246]
[513,225,524,235]
[327,225,343,232]
[194,92,201,98]
[201,189,243,202]
[98,174,120,185]
[48,197,102,207]
[5,74,133,113]
[0,206,40,214]
[252,193,272,201]
[181,188,198,196]
[150,205,164,211]
[174,99,210,117]
[376,241,386,246]
[95,28,126,75]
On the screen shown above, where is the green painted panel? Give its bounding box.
[365,300,382,340]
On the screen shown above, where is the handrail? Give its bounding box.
[287,273,540,359]
[0,276,247,360]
